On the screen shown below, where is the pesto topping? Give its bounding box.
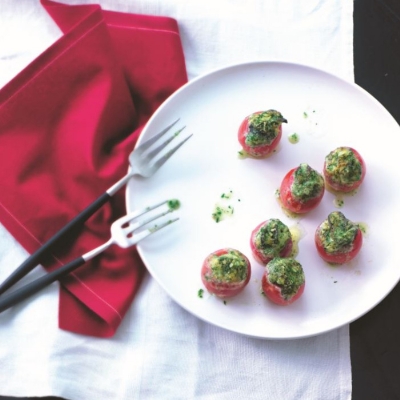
[325,147,362,186]
[255,219,292,258]
[167,199,181,211]
[245,110,287,147]
[318,211,359,254]
[292,164,324,202]
[208,250,248,283]
[267,257,305,300]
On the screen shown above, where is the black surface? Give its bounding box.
[1,1,400,400]
[354,0,400,123]
[352,0,400,399]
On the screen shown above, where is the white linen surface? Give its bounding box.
[0,1,353,399]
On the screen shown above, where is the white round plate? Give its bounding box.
[126,61,400,339]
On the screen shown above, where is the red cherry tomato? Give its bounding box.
[314,211,363,264]
[201,248,251,298]
[238,110,286,158]
[250,219,293,265]
[261,258,305,306]
[279,164,325,214]
[323,147,366,193]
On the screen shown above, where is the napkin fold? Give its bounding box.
[0,0,187,337]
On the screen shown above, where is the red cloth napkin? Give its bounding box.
[0,0,187,337]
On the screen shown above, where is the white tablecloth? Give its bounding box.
[0,1,353,399]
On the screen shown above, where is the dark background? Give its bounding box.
[1,0,400,399]
[352,0,400,399]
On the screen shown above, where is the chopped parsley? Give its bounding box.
[292,164,324,202]
[267,258,305,300]
[167,199,181,211]
[198,289,204,298]
[221,190,233,199]
[212,190,235,222]
[334,198,344,208]
[245,110,287,147]
[212,205,234,222]
[288,133,299,144]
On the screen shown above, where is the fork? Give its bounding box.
[0,200,179,313]
[0,119,192,295]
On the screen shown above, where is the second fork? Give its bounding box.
[0,120,191,295]
[0,200,179,313]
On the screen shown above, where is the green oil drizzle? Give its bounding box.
[288,133,299,144]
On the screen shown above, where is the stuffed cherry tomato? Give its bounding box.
[250,219,293,265]
[201,248,251,298]
[238,109,287,158]
[323,146,366,192]
[261,257,305,306]
[279,163,325,214]
[315,211,363,264]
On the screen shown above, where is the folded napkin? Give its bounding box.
[0,0,187,337]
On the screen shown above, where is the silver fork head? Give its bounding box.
[111,200,180,248]
[129,119,193,178]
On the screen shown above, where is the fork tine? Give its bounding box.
[123,208,173,235]
[150,133,193,173]
[145,126,186,160]
[130,217,180,245]
[135,118,180,153]
[116,199,170,227]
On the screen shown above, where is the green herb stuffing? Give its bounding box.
[325,147,362,186]
[255,219,292,258]
[267,257,305,300]
[167,199,181,211]
[292,163,324,202]
[245,110,287,147]
[318,211,359,254]
[209,250,248,283]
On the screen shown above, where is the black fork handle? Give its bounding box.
[0,192,111,295]
[0,256,86,313]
